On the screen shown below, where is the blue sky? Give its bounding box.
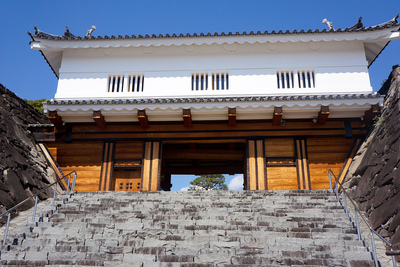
[1,1,399,190]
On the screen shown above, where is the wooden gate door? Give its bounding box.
[113,169,141,191]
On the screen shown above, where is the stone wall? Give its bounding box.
[0,83,56,223]
[346,67,400,249]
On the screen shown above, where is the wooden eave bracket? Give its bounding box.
[317,106,330,125]
[272,107,283,126]
[48,110,65,131]
[228,108,236,126]
[363,104,381,125]
[138,110,149,129]
[93,110,107,129]
[183,109,192,127]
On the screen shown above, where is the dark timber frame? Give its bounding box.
[37,117,369,192]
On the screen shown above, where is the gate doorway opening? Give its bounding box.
[161,141,246,191]
[169,174,244,191]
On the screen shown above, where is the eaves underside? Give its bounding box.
[45,94,383,122]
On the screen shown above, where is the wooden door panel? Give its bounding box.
[114,169,141,191]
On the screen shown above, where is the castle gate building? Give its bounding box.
[28,16,400,192]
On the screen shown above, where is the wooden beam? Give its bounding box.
[162,165,243,175]
[338,138,361,184]
[137,110,149,129]
[93,110,107,129]
[363,104,381,125]
[272,107,283,126]
[228,108,236,126]
[163,149,244,161]
[183,109,192,127]
[317,106,330,125]
[48,111,65,131]
[38,143,67,190]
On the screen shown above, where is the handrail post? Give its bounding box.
[71,172,77,192]
[52,183,57,208]
[343,193,349,218]
[2,213,11,246]
[66,175,71,195]
[370,231,379,267]
[355,211,361,240]
[334,180,340,204]
[389,247,398,267]
[328,169,333,191]
[32,196,38,223]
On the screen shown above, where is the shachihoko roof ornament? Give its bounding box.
[85,26,96,37]
[322,18,334,31]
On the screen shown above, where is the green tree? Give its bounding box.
[188,174,228,191]
[23,99,47,114]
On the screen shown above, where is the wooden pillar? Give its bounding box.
[141,141,162,191]
[295,139,310,190]
[246,139,266,190]
[99,141,115,191]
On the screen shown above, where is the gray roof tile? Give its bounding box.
[29,15,399,41]
[46,93,382,106]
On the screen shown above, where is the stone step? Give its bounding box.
[0,190,377,266]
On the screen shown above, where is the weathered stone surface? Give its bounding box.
[0,83,54,224]
[0,190,377,266]
[347,67,400,252]
[372,185,396,209]
[369,193,400,229]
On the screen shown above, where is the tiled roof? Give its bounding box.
[46,93,382,106]
[29,15,399,41]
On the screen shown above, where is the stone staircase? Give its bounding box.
[0,190,375,266]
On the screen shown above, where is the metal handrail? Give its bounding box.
[1,170,77,245]
[328,169,398,267]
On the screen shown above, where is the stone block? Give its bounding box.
[135,247,165,255]
[105,261,143,267]
[142,239,176,248]
[115,222,144,231]
[0,251,26,261]
[25,250,48,261]
[157,255,194,262]
[123,253,155,262]
[47,251,86,261]
[209,241,240,249]
[22,238,57,247]
[344,250,373,261]
[86,252,123,261]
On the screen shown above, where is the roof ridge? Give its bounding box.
[29,15,400,41]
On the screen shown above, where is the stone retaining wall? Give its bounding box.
[0,84,55,224]
[346,67,400,249]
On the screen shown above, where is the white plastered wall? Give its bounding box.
[54,40,372,100]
